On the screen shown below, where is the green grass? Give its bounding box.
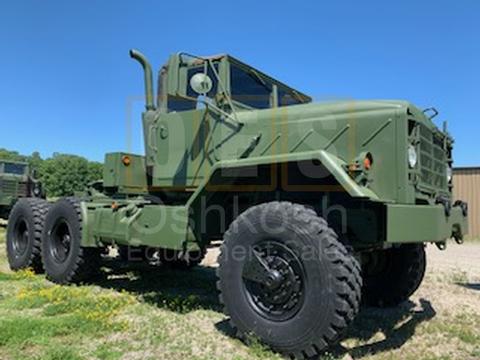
[0,229,479,360]
[0,269,135,359]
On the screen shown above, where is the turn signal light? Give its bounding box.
[122,155,131,166]
[363,153,373,170]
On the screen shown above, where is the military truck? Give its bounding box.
[6,50,468,358]
[0,159,44,220]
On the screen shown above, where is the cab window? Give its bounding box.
[230,65,271,109]
[4,163,26,175]
[278,88,303,107]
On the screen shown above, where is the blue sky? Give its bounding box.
[0,1,478,165]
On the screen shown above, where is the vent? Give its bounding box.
[0,179,17,196]
[418,124,447,190]
[0,180,29,197]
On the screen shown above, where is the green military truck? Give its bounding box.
[6,50,468,358]
[0,160,44,220]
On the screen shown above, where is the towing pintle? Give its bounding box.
[129,49,155,111]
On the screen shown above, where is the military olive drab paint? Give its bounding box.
[0,160,42,219]
[79,50,468,250]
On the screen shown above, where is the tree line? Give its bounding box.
[0,148,103,197]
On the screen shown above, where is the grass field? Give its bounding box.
[0,226,479,360]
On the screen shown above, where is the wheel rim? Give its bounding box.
[364,250,391,276]
[242,240,306,322]
[13,217,29,256]
[50,218,72,263]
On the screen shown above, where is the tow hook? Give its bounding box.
[453,235,464,245]
[453,226,464,245]
[436,196,451,216]
[453,200,468,217]
[435,241,447,251]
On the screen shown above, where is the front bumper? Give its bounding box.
[385,203,468,244]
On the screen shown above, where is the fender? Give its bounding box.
[187,149,380,208]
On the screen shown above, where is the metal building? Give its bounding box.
[453,167,480,238]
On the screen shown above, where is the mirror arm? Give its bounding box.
[203,100,244,127]
[206,59,240,124]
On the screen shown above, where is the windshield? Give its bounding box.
[230,65,272,109]
[161,53,311,113]
[3,163,26,175]
[230,64,305,109]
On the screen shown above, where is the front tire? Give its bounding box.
[41,197,101,284]
[217,202,362,359]
[6,198,50,272]
[362,244,426,307]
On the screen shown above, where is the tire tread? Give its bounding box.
[43,197,100,284]
[7,198,50,273]
[217,201,362,359]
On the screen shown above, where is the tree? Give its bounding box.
[28,151,43,178]
[0,148,27,162]
[1,149,103,197]
[39,153,103,197]
[87,161,103,183]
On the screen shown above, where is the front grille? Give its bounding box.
[0,179,17,196]
[418,124,447,190]
[0,179,29,197]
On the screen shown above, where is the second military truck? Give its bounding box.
[0,159,43,220]
[6,50,468,358]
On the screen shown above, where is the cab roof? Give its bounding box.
[0,159,28,165]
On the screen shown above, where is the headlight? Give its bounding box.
[32,185,41,197]
[446,165,453,182]
[408,145,418,168]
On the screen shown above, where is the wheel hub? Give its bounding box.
[51,219,72,263]
[242,241,305,321]
[13,218,29,255]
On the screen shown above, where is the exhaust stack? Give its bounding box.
[129,49,155,111]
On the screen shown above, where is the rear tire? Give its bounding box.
[41,197,101,284]
[6,198,50,273]
[217,202,362,359]
[362,244,426,307]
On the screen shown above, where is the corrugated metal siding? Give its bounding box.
[453,167,480,238]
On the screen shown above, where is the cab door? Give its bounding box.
[152,108,214,188]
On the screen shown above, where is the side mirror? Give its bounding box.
[190,73,213,95]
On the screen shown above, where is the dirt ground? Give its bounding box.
[426,242,480,275]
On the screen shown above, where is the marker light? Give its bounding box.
[363,153,373,170]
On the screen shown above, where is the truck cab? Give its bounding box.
[0,160,43,219]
